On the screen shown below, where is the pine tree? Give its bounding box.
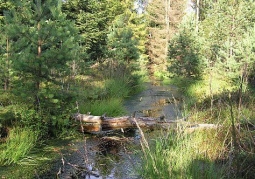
[4,0,79,109]
[107,14,139,64]
[201,0,255,86]
[105,0,141,77]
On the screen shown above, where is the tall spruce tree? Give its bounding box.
[105,0,142,77]
[4,0,79,110]
[106,0,141,61]
[145,0,184,76]
[107,15,139,64]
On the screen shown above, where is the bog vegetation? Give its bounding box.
[0,0,255,178]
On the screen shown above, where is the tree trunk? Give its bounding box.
[4,37,10,90]
[196,0,200,33]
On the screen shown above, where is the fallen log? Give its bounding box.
[72,113,176,133]
[72,113,219,134]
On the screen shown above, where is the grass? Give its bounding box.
[136,69,255,179]
[77,75,144,117]
[0,138,77,179]
[139,72,255,179]
[0,127,39,165]
[139,128,226,179]
[80,98,126,117]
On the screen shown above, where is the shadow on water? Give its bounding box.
[51,131,141,179]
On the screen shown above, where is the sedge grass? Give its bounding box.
[80,98,126,117]
[0,127,39,165]
[139,127,226,179]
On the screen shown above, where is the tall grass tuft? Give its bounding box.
[80,98,126,117]
[0,127,39,165]
[104,78,131,99]
[139,128,226,179]
[79,76,143,117]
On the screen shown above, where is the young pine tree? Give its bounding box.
[0,0,80,136]
[4,0,79,111]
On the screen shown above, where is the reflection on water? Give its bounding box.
[59,134,140,179]
[124,82,182,120]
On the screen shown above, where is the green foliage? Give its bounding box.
[0,1,13,22]
[0,0,80,138]
[62,0,126,61]
[4,0,79,106]
[0,127,39,165]
[168,26,204,79]
[200,0,255,87]
[168,0,255,91]
[107,14,139,64]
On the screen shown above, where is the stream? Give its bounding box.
[0,82,182,179]
[49,82,182,179]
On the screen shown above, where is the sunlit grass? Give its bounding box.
[140,128,227,179]
[80,98,126,117]
[78,76,144,117]
[0,138,75,178]
[0,127,39,165]
[169,73,237,102]
[166,73,255,178]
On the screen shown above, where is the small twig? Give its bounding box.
[34,170,40,179]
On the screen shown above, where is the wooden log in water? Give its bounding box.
[72,113,219,133]
[72,113,176,133]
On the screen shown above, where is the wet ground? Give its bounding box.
[50,82,182,179]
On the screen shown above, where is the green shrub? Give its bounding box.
[104,78,130,98]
